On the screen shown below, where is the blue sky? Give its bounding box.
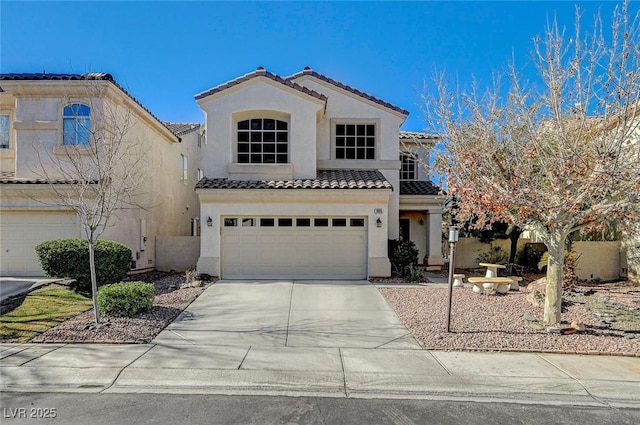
[1,1,629,131]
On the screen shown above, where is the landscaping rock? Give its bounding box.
[523,312,536,322]
[526,290,545,308]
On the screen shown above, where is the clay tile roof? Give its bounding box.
[0,172,98,185]
[164,122,201,136]
[399,131,438,140]
[0,73,177,140]
[288,67,409,116]
[399,180,441,196]
[196,169,392,190]
[195,67,328,102]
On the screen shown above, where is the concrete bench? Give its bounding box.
[467,277,515,295]
[453,274,465,288]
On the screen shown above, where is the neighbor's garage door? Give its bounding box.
[0,212,78,276]
[221,216,367,279]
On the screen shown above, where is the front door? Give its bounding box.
[399,218,410,241]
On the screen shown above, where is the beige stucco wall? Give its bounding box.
[197,79,325,181]
[291,76,407,240]
[573,241,623,282]
[156,236,200,272]
[453,237,531,269]
[0,81,202,272]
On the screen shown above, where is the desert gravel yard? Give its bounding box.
[10,273,213,344]
[380,282,640,355]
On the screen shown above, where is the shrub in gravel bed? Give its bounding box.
[35,239,131,293]
[98,281,154,317]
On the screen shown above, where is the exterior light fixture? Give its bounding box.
[207,216,213,227]
[376,217,382,228]
[419,219,424,226]
[448,226,459,243]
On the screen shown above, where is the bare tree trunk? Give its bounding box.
[88,239,101,325]
[544,232,565,325]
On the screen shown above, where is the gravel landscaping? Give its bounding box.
[31,272,214,344]
[380,281,640,356]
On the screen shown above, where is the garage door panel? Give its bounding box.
[1,212,78,276]
[221,217,367,279]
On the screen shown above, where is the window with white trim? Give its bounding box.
[400,153,417,180]
[62,104,91,146]
[237,118,288,164]
[197,168,204,181]
[0,114,9,149]
[335,123,375,160]
[181,154,188,183]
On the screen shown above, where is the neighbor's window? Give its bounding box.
[62,104,91,146]
[181,154,188,183]
[400,153,417,180]
[197,168,204,181]
[0,114,9,149]
[237,118,288,164]
[335,123,375,160]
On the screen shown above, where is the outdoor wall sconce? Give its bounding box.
[376,217,382,228]
[419,219,424,226]
[206,216,213,227]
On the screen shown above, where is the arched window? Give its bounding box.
[62,104,91,145]
[237,118,288,164]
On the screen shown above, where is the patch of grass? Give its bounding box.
[0,284,93,343]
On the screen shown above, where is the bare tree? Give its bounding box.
[33,75,151,325]
[422,2,640,325]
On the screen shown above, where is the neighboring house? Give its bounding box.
[194,67,444,279]
[0,73,202,276]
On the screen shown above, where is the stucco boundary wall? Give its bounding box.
[452,238,635,283]
[156,236,200,272]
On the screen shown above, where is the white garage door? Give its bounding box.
[221,216,367,279]
[0,212,78,276]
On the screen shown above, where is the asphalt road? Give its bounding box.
[1,393,638,425]
[0,278,41,303]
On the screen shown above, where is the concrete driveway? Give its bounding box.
[154,280,420,349]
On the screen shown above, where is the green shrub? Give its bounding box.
[515,243,547,270]
[476,245,509,265]
[388,239,420,278]
[97,281,154,317]
[35,239,132,293]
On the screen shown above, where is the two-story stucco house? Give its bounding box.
[194,67,444,279]
[0,73,203,276]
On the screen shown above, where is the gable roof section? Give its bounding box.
[195,67,328,103]
[399,131,438,140]
[0,72,178,142]
[400,180,440,196]
[165,122,201,137]
[288,67,409,117]
[196,169,392,190]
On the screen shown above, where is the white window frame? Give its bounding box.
[197,168,204,181]
[331,119,378,160]
[181,154,188,184]
[235,116,289,164]
[0,112,11,149]
[62,103,92,146]
[400,153,417,180]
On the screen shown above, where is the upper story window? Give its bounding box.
[237,118,288,164]
[0,114,9,149]
[400,153,417,180]
[335,123,375,160]
[181,154,188,183]
[197,168,204,181]
[62,104,91,146]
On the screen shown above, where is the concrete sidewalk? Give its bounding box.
[1,279,639,407]
[2,342,639,408]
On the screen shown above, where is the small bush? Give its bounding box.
[97,281,155,317]
[389,239,420,278]
[516,243,547,270]
[476,245,509,265]
[35,239,132,293]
